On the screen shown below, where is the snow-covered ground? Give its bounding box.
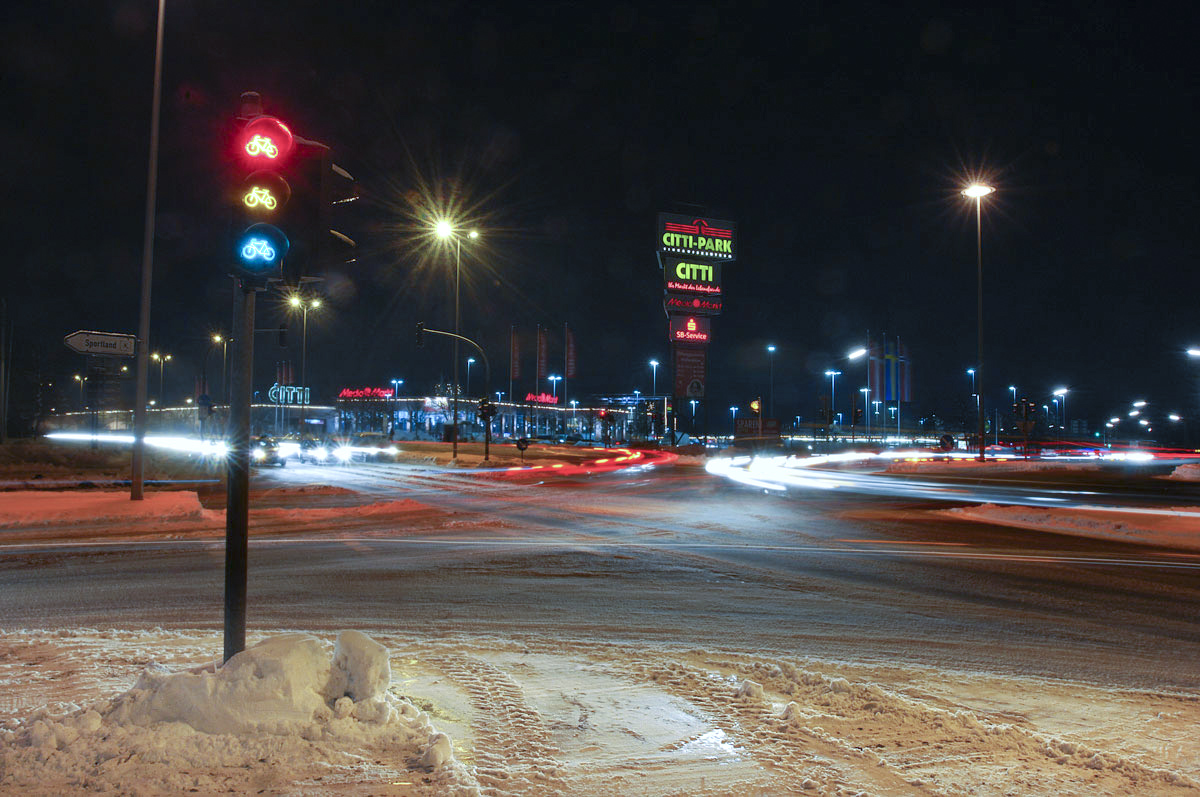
[937,503,1200,551]
[1170,463,1200,481]
[2,628,1197,796]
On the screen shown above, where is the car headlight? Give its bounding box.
[313,446,328,461]
[334,446,354,462]
[252,448,266,460]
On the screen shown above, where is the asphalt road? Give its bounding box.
[2,459,1199,690]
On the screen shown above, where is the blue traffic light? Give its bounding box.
[236,223,289,277]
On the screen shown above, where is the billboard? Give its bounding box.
[657,213,737,261]
[665,294,722,315]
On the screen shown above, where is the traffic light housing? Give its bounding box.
[230,92,357,286]
[853,407,864,424]
[415,322,425,347]
[478,398,497,419]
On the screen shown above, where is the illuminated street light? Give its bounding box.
[860,387,871,440]
[1170,414,1182,422]
[150,352,172,404]
[962,182,994,461]
[466,358,475,397]
[824,370,841,429]
[73,374,86,409]
[434,220,481,458]
[1133,400,1147,408]
[847,348,866,360]
[1129,410,1140,417]
[1053,388,1068,436]
[288,294,322,431]
[766,345,776,417]
[729,405,738,434]
[649,359,659,396]
[1188,348,1200,357]
[548,375,562,398]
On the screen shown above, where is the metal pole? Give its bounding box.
[976,197,986,462]
[132,0,165,501]
[224,284,255,663]
[452,238,460,458]
[300,306,307,433]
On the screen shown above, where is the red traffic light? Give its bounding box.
[238,116,294,164]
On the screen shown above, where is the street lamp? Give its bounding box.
[766,345,776,417]
[729,405,738,435]
[966,368,975,395]
[962,182,995,461]
[211,334,230,404]
[466,358,475,397]
[690,399,698,419]
[649,359,659,396]
[824,370,841,429]
[1053,388,1068,437]
[435,221,480,459]
[150,352,171,404]
[1188,349,1200,357]
[390,378,404,436]
[548,375,561,398]
[860,387,870,440]
[73,374,86,409]
[289,294,322,430]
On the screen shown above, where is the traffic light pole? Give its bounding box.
[224,282,256,663]
[417,325,490,461]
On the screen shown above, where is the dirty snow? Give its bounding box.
[1169,463,1200,481]
[938,503,1200,550]
[0,490,208,528]
[1,630,1197,795]
[0,631,477,795]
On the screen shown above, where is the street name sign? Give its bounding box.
[63,330,136,357]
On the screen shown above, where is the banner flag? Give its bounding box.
[565,324,577,379]
[870,337,911,403]
[510,327,521,381]
[536,325,548,382]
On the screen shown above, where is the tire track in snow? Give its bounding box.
[430,655,569,796]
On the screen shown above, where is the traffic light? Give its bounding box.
[415,322,425,347]
[277,325,288,348]
[231,94,294,282]
[230,92,357,285]
[478,398,497,419]
[853,407,864,424]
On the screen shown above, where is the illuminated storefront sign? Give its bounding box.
[268,382,310,405]
[665,294,722,314]
[669,315,711,344]
[525,392,560,405]
[657,213,737,261]
[662,257,722,295]
[338,387,395,399]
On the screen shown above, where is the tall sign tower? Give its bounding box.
[656,212,737,438]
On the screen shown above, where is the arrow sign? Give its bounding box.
[64,330,136,357]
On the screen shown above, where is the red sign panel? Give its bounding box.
[665,294,722,315]
[669,315,711,345]
[525,392,559,405]
[338,387,394,399]
[673,346,707,398]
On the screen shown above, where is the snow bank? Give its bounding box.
[0,490,209,528]
[888,459,1100,474]
[0,631,478,795]
[1168,463,1200,482]
[939,503,1200,551]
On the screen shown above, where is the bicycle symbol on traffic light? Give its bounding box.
[242,186,277,210]
[244,135,279,159]
[241,237,276,261]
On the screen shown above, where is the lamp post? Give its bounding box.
[548,375,561,398]
[466,358,475,397]
[766,345,776,417]
[824,369,841,430]
[962,182,994,461]
[860,387,870,441]
[649,359,659,396]
[210,334,230,404]
[151,352,171,404]
[729,405,738,436]
[690,399,698,420]
[435,222,479,459]
[74,374,85,409]
[1053,387,1069,439]
[390,378,404,437]
[289,294,321,433]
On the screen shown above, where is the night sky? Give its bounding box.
[7,1,1199,433]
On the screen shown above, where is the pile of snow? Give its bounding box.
[1168,463,1200,482]
[940,503,1200,551]
[0,631,477,794]
[887,459,1100,474]
[0,490,210,528]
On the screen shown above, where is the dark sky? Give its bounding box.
[6,1,1200,431]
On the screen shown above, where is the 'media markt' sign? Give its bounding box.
[657,214,737,261]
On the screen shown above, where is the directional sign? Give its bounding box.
[63,330,136,357]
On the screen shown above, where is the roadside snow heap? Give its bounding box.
[0,631,478,795]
